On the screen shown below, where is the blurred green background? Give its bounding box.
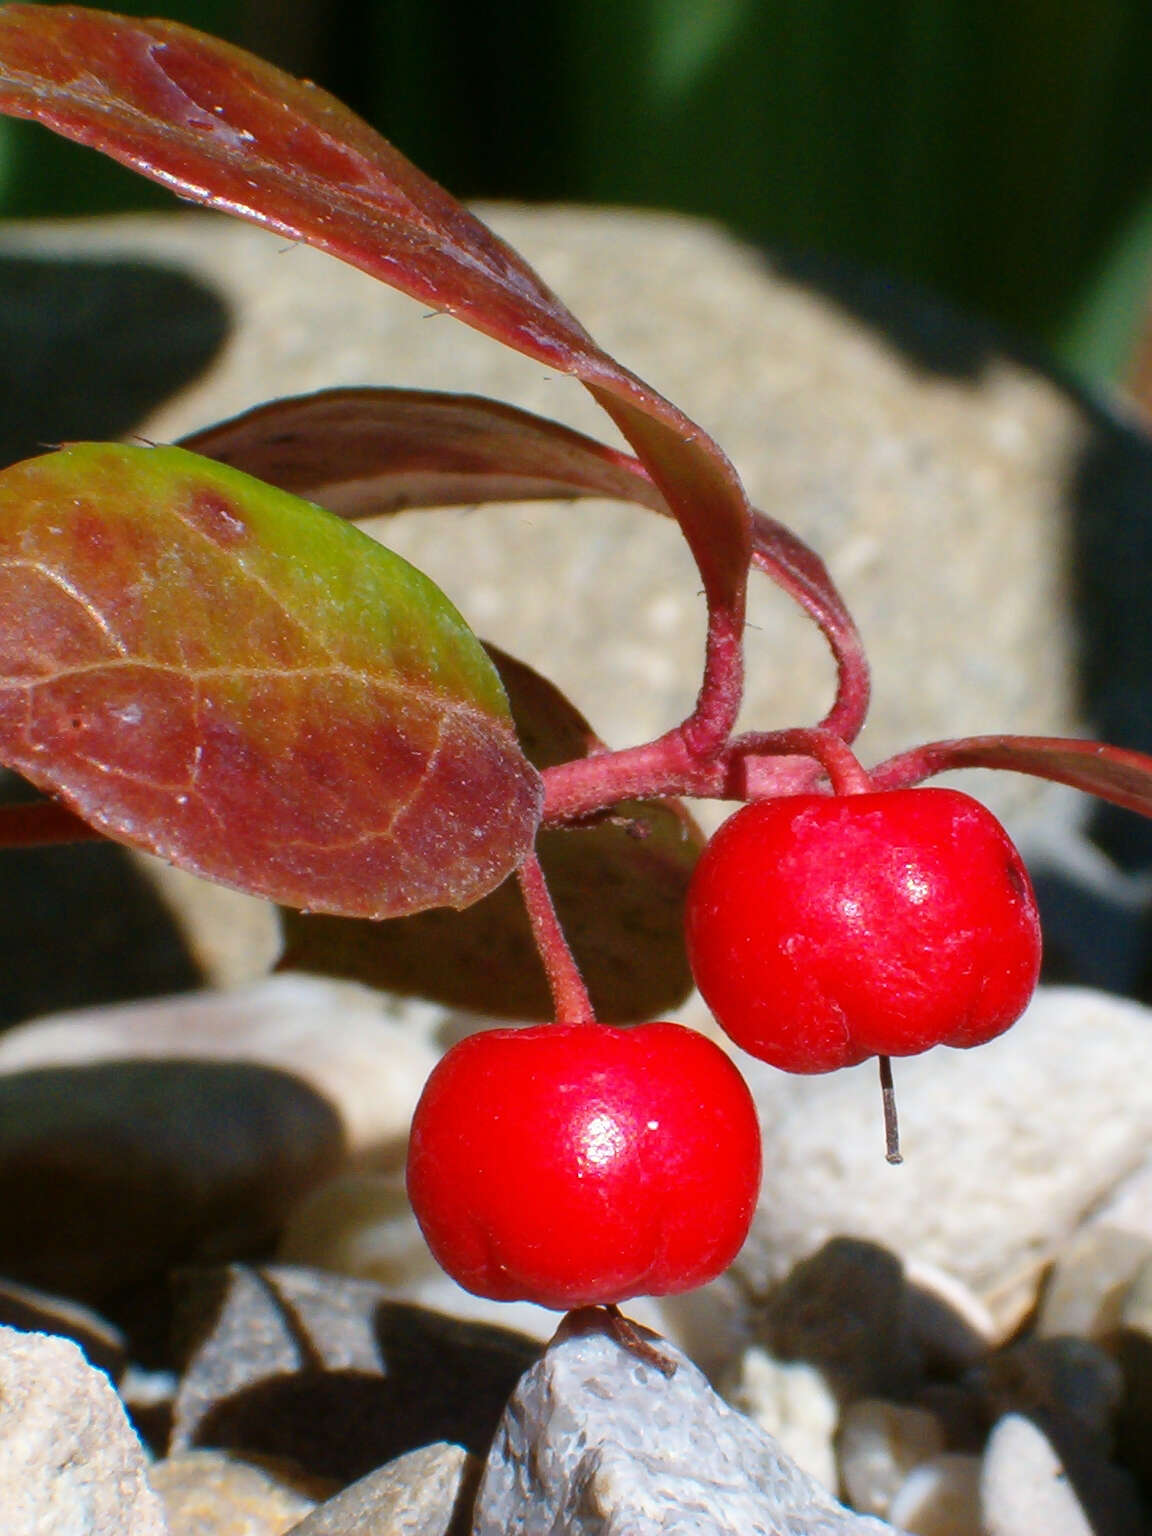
[3,0,1152,387]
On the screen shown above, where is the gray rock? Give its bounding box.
[170,1265,539,1486]
[0,1323,167,1536]
[734,986,1152,1335]
[0,1057,343,1305]
[287,1442,478,1536]
[472,1311,901,1535]
[149,1448,321,1535]
[0,975,441,1170]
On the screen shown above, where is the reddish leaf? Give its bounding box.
[0,5,751,624]
[871,735,1152,819]
[0,443,540,915]
[185,389,869,739]
[281,647,703,1021]
[181,388,666,519]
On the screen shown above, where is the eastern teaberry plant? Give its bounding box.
[2,7,1152,1311]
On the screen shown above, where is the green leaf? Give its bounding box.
[0,442,541,915]
[281,647,702,1022]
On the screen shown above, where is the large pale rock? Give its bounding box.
[0,1056,341,1304]
[472,1314,900,1535]
[735,986,1152,1333]
[0,1324,167,1536]
[0,975,441,1168]
[0,207,1089,826]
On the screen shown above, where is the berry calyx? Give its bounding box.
[685,786,1042,1074]
[405,1020,762,1309]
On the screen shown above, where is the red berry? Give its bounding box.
[685,787,1042,1073]
[406,1021,762,1309]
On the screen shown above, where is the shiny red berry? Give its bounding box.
[685,787,1042,1073]
[405,1020,762,1309]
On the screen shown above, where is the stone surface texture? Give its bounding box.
[733,986,1152,1332]
[724,1346,840,1490]
[149,1448,319,1535]
[169,1265,539,1486]
[472,1320,901,1536]
[980,1415,1095,1536]
[0,974,441,1168]
[0,206,1088,837]
[287,1442,477,1536]
[0,1324,167,1536]
[836,1399,946,1520]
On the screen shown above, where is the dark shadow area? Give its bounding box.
[0,1060,343,1319]
[174,1264,539,1482]
[1067,411,1152,872]
[769,247,1011,383]
[0,251,233,1024]
[0,779,202,1025]
[0,252,231,468]
[758,1237,1146,1529]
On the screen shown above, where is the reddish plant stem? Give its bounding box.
[516,849,596,1023]
[0,800,104,846]
[681,601,746,761]
[542,725,864,827]
[730,727,873,797]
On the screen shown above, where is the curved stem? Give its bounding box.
[682,601,746,760]
[730,727,873,797]
[541,726,861,826]
[516,849,596,1023]
[749,510,871,744]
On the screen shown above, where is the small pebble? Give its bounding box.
[980,1414,1094,1536]
[149,1449,320,1536]
[837,1398,946,1518]
[889,1454,982,1536]
[1037,1225,1152,1338]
